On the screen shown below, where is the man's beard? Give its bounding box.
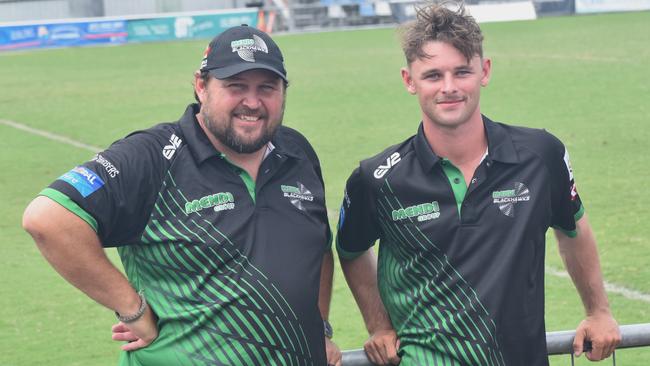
[202,107,283,154]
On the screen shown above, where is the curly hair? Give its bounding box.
[399,1,484,64]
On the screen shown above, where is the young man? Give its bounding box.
[337,4,620,365]
[23,25,341,366]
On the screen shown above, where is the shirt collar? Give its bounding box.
[482,115,519,164]
[414,115,519,172]
[179,103,300,165]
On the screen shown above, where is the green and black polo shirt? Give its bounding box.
[337,116,583,366]
[40,104,332,366]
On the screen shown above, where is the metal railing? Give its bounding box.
[341,323,650,365]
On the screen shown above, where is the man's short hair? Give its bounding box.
[399,1,484,64]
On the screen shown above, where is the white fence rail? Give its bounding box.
[341,323,650,365]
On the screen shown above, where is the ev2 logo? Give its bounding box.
[374,152,401,179]
[162,134,182,160]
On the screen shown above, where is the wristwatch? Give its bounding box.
[323,319,333,339]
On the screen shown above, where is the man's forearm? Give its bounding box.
[23,196,141,315]
[556,215,610,315]
[339,249,393,332]
[319,250,335,319]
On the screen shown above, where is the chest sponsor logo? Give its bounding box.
[185,192,235,214]
[58,166,105,198]
[91,154,119,178]
[492,182,530,217]
[392,201,440,222]
[373,152,401,179]
[162,134,182,160]
[281,183,313,211]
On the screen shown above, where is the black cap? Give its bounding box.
[200,25,287,81]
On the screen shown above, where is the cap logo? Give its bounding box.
[230,34,268,62]
[200,45,210,69]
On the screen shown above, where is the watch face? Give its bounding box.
[323,320,333,338]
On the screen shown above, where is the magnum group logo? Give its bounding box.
[231,35,268,62]
[392,201,440,222]
[185,192,235,215]
[281,183,313,211]
[492,182,530,217]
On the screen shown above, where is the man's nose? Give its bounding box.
[441,74,458,94]
[242,92,262,109]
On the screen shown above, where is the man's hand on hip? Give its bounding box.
[111,306,159,351]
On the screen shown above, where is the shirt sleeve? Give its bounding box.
[336,166,380,259]
[39,130,171,247]
[549,141,585,237]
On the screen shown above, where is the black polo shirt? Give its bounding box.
[41,104,331,366]
[337,116,583,366]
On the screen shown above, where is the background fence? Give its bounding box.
[2,0,650,32]
[6,0,649,52]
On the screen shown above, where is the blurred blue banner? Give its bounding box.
[0,9,258,51]
[0,20,126,51]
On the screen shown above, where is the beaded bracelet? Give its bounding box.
[115,290,147,323]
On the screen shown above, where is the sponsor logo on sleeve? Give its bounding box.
[563,148,579,201]
[338,189,351,228]
[373,152,401,179]
[162,134,182,160]
[563,148,574,181]
[570,182,578,201]
[58,166,105,197]
[492,182,530,217]
[343,189,351,208]
[91,154,120,178]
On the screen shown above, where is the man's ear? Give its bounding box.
[401,67,416,95]
[194,71,208,103]
[480,58,492,87]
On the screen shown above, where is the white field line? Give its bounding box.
[1,119,102,153]
[546,266,650,304]
[5,118,650,303]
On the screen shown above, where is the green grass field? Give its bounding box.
[1,10,649,365]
